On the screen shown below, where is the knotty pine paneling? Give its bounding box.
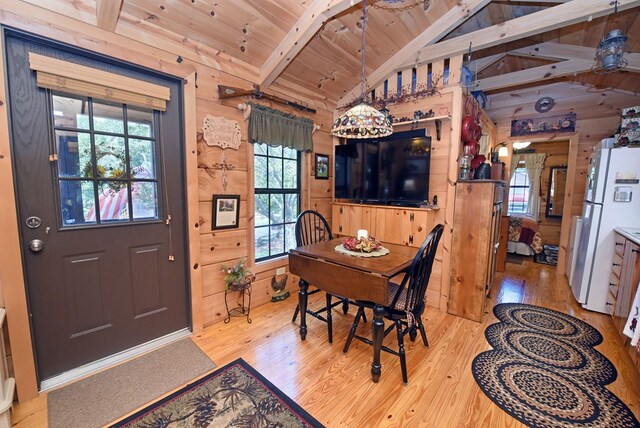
[199,229,248,266]
[198,201,248,232]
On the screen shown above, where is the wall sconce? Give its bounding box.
[491,142,509,163]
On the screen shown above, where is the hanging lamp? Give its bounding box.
[591,1,629,74]
[331,0,393,139]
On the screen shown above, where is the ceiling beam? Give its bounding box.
[95,0,123,32]
[507,0,571,2]
[339,0,490,106]
[512,42,640,72]
[260,0,362,89]
[390,0,640,83]
[473,59,594,92]
[465,53,507,74]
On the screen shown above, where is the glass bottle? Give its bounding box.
[459,144,473,180]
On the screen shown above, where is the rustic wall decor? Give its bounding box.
[202,114,242,150]
[212,194,240,230]
[314,153,329,179]
[510,113,576,137]
[210,153,236,191]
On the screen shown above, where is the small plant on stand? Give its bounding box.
[221,257,253,290]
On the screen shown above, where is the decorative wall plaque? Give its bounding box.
[202,114,241,150]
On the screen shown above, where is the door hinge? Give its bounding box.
[410,212,414,222]
[340,207,343,214]
[409,234,414,245]
[48,153,58,162]
[339,225,342,233]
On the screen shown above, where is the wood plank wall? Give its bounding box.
[0,0,337,399]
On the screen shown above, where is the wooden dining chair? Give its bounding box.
[343,224,444,383]
[291,210,355,343]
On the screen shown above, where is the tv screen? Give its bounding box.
[335,130,431,206]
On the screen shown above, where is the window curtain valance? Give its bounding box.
[247,102,313,152]
[28,53,170,111]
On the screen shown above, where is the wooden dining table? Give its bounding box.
[288,237,418,382]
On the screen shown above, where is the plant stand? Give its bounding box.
[224,278,252,324]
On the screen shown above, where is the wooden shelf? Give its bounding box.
[392,114,451,129]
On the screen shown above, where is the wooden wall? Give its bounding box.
[0,0,335,400]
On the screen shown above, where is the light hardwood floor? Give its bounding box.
[11,258,640,427]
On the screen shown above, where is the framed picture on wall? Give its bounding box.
[212,195,240,230]
[315,153,329,179]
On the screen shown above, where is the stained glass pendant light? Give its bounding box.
[331,0,393,139]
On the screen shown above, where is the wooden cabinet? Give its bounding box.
[332,203,434,248]
[610,232,640,372]
[448,180,505,322]
[496,215,509,273]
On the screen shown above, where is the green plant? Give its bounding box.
[221,257,251,289]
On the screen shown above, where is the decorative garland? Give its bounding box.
[340,74,443,112]
[372,0,431,11]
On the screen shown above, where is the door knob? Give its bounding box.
[28,239,44,252]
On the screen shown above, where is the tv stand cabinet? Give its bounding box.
[331,202,437,248]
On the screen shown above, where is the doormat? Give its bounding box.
[534,244,559,266]
[111,358,324,427]
[472,303,639,427]
[48,338,215,428]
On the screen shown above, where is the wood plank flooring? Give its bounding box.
[11,258,640,427]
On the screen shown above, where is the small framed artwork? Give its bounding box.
[315,153,329,179]
[212,195,240,230]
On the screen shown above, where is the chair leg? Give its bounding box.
[396,320,408,384]
[409,325,417,342]
[417,316,429,348]
[326,294,333,344]
[342,298,349,315]
[343,306,364,353]
[291,304,300,323]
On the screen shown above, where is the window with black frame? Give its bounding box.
[254,143,300,261]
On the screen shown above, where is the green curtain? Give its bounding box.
[247,102,313,152]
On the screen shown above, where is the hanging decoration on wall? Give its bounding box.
[510,113,576,137]
[202,114,242,150]
[209,153,236,191]
[534,97,555,113]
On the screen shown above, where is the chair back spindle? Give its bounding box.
[390,224,444,315]
[295,210,333,247]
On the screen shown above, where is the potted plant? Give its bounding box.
[221,257,252,290]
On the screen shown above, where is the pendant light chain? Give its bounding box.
[360,0,367,101]
[330,0,393,139]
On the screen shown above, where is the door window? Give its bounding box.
[52,93,160,226]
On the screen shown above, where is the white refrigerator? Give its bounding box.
[570,146,640,313]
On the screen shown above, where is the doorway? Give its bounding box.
[4,30,190,385]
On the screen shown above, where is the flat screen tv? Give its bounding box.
[335,130,431,206]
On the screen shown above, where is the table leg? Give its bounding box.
[371,304,384,382]
[298,279,308,340]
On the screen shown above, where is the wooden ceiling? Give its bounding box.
[22,0,640,120]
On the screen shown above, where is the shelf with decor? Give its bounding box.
[392,114,451,131]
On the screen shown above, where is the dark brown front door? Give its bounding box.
[4,30,189,382]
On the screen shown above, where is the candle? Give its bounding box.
[357,229,368,240]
